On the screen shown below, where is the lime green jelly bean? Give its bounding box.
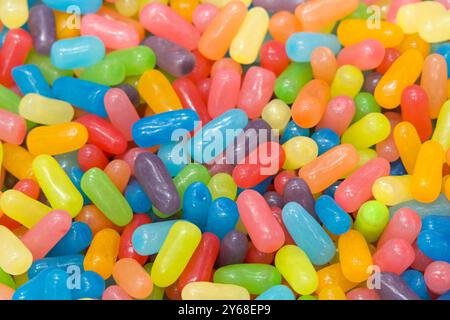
[354,200,390,243]
[107,46,156,76]
[80,58,126,86]
[208,173,237,200]
[353,92,381,123]
[342,113,391,149]
[275,62,312,104]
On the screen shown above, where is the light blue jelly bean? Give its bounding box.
[182,182,212,232]
[158,142,189,177]
[311,128,340,155]
[71,271,105,300]
[389,195,450,219]
[205,197,239,240]
[47,222,93,257]
[436,43,450,78]
[286,32,341,62]
[132,220,178,256]
[315,195,351,235]
[28,254,85,279]
[132,110,200,148]
[51,36,105,70]
[422,215,450,235]
[282,201,336,265]
[11,64,53,97]
[42,0,102,14]
[189,109,248,163]
[125,178,152,213]
[280,120,310,144]
[67,166,91,205]
[53,77,109,117]
[255,285,296,300]
[13,268,72,300]
[417,230,450,263]
[401,269,431,300]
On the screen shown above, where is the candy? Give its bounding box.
[51,36,105,70]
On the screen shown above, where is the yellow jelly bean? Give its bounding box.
[275,245,318,295]
[230,7,269,65]
[341,113,391,149]
[0,226,32,276]
[331,65,364,99]
[394,122,422,174]
[338,230,372,283]
[208,173,237,200]
[432,100,450,151]
[181,282,250,300]
[0,0,28,29]
[84,229,121,280]
[2,143,34,180]
[316,263,358,294]
[0,190,52,228]
[396,33,430,57]
[411,140,444,203]
[375,49,424,109]
[372,175,414,206]
[32,155,83,218]
[419,11,450,43]
[282,137,318,170]
[26,122,88,156]
[137,70,182,114]
[201,0,251,8]
[261,99,291,135]
[396,1,446,34]
[18,94,74,125]
[151,221,201,288]
[318,285,347,300]
[115,0,140,17]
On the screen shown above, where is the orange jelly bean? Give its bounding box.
[338,230,373,283]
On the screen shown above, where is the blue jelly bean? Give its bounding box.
[47,222,93,257]
[436,43,450,78]
[132,110,200,148]
[11,64,53,97]
[132,220,178,256]
[189,109,248,163]
[417,230,450,263]
[323,181,341,198]
[28,255,85,279]
[55,151,79,172]
[182,182,212,232]
[390,159,407,176]
[42,0,102,14]
[282,201,336,265]
[422,215,450,235]
[158,142,189,177]
[51,36,105,70]
[125,178,152,213]
[256,285,296,300]
[401,269,431,300]
[205,197,239,240]
[286,32,341,62]
[280,120,309,144]
[71,271,105,300]
[315,195,351,235]
[53,77,109,117]
[311,128,340,155]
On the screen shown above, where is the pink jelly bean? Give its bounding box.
[377,208,422,248]
[424,261,450,295]
[347,288,380,300]
[237,67,276,119]
[140,3,200,51]
[192,3,219,33]
[0,284,14,300]
[337,40,385,71]
[20,210,72,261]
[316,96,356,136]
[375,111,401,162]
[0,109,26,145]
[81,14,140,50]
[104,88,140,141]
[173,78,211,124]
[236,190,285,253]
[387,0,420,22]
[197,78,212,105]
[207,67,241,118]
[373,238,416,275]
[102,285,133,300]
[335,157,390,213]
[411,242,434,272]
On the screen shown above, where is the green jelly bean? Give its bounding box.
[214,264,282,295]
[275,62,312,104]
[80,58,126,86]
[208,173,237,200]
[353,92,381,123]
[81,168,133,227]
[26,51,73,85]
[354,200,389,243]
[298,295,318,300]
[0,267,16,289]
[344,2,369,20]
[107,46,156,77]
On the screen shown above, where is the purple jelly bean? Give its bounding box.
[134,152,180,216]
[28,4,56,55]
[252,0,307,13]
[216,230,248,268]
[264,191,284,208]
[363,72,383,94]
[283,178,319,221]
[142,36,195,77]
[375,272,421,300]
[114,83,141,108]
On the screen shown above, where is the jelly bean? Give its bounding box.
[174,164,211,202]
[422,215,450,235]
[158,141,190,177]
[417,230,450,263]
[28,254,84,279]
[318,285,347,300]
[400,85,432,141]
[311,128,339,156]
[19,94,74,125]
[256,285,295,300]
[283,178,318,221]
[217,230,248,267]
[393,122,421,175]
[12,64,52,98]
[26,51,73,85]
[253,0,304,13]
[173,78,211,124]
[78,144,109,172]
[0,109,26,145]
[13,179,40,200]
[108,47,156,78]
[259,40,290,76]
[342,113,391,149]
[316,263,358,294]
[337,40,385,71]
[42,0,102,14]
[421,54,448,119]
[205,197,239,239]
[0,283,14,300]
[375,272,420,300]
[376,113,401,161]
[79,58,126,86]
[181,281,250,300]
[353,92,381,123]
[14,268,71,300]
[28,4,55,55]
[378,208,421,249]
[354,200,389,243]
[132,220,178,257]
[331,65,364,98]
[207,67,241,118]
[261,100,291,134]
[2,144,35,180]
[372,175,414,207]
[292,79,330,128]
[48,222,93,257]
[268,11,301,44]
[315,196,352,236]
[0,226,32,275]
[338,230,373,283]
[401,269,431,300]
[115,0,140,17]
[102,285,132,300]
[118,214,151,265]
[286,32,341,63]
[112,258,153,299]
[182,182,211,231]
[140,3,200,51]
[316,97,355,136]
[432,100,450,152]
[72,271,105,300]
[424,261,450,295]
[275,245,318,295]
[274,62,312,104]
[264,191,284,208]
[103,160,131,194]
[347,288,380,300]
[237,190,285,253]
[0,0,28,29]
[283,201,335,265]
[81,168,133,227]
[124,179,152,213]
[192,3,218,32]
[373,239,415,275]
[51,36,105,70]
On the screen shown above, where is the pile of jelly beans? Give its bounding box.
[0,0,449,301]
